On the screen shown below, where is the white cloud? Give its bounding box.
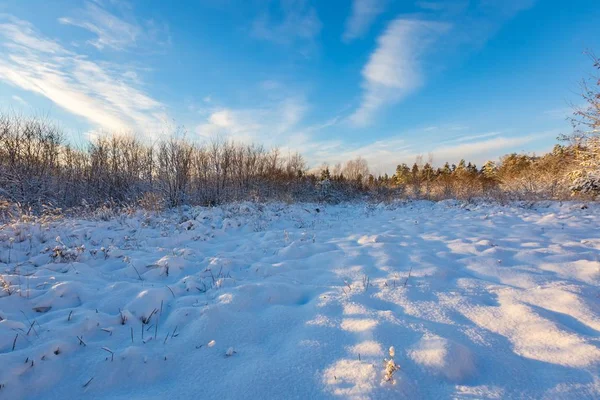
[429,134,546,163]
[348,1,537,126]
[416,0,536,50]
[0,16,169,136]
[416,1,447,11]
[544,106,576,120]
[439,131,501,145]
[260,80,283,91]
[58,1,170,52]
[350,18,450,126]
[59,3,139,51]
[11,95,29,107]
[343,0,388,42]
[0,15,64,54]
[195,98,308,147]
[251,0,321,46]
[315,137,411,168]
[305,130,554,173]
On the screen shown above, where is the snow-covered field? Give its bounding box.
[1,201,600,399]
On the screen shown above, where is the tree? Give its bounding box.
[421,163,434,181]
[394,163,411,185]
[410,162,422,196]
[467,162,478,175]
[442,162,452,175]
[320,166,331,181]
[331,162,342,179]
[411,163,420,177]
[367,174,375,186]
[481,160,497,178]
[421,162,435,199]
[569,53,600,195]
[343,157,369,182]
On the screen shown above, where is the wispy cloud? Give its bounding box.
[428,133,545,163]
[416,0,537,49]
[59,2,139,51]
[11,95,29,107]
[439,131,501,145]
[251,0,321,47]
[350,18,450,126]
[544,106,575,120]
[0,15,169,136]
[305,128,554,173]
[343,0,388,42]
[415,1,447,11]
[349,0,537,126]
[195,97,308,147]
[58,0,170,52]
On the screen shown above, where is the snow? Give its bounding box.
[1,200,600,399]
[408,335,475,382]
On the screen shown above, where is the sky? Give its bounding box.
[0,0,599,174]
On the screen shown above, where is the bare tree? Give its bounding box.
[343,157,369,182]
[568,53,600,195]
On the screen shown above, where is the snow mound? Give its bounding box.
[409,335,476,382]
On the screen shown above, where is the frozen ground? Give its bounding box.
[1,200,600,399]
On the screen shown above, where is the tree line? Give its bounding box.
[0,56,598,213]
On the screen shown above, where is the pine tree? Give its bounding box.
[411,163,420,179]
[467,162,478,175]
[394,163,411,185]
[442,162,452,175]
[481,160,497,178]
[421,163,434,181]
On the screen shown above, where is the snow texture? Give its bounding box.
[1,200,600,399]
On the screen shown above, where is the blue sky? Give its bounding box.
[0,0,598,173]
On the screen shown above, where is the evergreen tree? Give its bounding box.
[394,163,411,185]
[467,162,478,174]
[421,163,434,181]
[411,163,420,179]
[481,160,497,178]
[442,162,452,175]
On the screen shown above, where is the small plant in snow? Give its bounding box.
[362,275,370,292]
[284,230,289,243]
[383,346,400,384]
[225,347,236,357]
[8,237,14,263]
[119,309,128,325]
[100,247,109,259]
[50,238,85,263]
[0,275,13,296]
